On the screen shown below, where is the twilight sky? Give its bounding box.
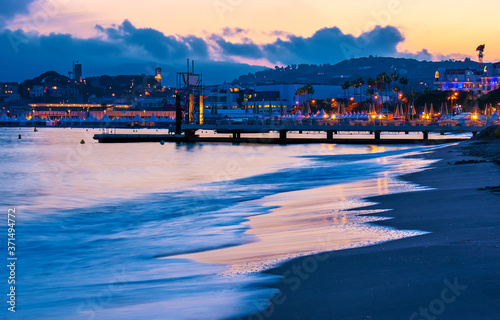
[1,0,499,84]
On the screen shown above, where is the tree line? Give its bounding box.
[342,71,409,102]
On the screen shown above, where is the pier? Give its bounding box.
[93,124,481,144]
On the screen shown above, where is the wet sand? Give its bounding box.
[242,139,500,320]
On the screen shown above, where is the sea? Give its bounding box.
[0,128,460,320]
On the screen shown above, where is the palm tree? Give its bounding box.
[366,88,375,103]
[351,80,359,98]
[357,78,365,101]
[375,73,386,104]
[390,71,400,100]
[393,85,401,112]
[295,84,315,110]
[376,73,387,95]
[384,75,392,102]
[305,84,315,97]
[342,81,351,98]
[367,78,375,88]
[295,86,307,107]
[341,82,348,97]
[399,76,408,94]
[376,72,387,84]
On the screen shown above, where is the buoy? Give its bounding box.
[18,134,22,139]
[160,140,165,145]
[80,139,85,144]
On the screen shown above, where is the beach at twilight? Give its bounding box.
[1,127,499,319]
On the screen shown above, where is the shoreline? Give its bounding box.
[241,138,500,320]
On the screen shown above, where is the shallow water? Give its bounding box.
[0,127,439,319]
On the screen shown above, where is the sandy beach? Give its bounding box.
[243,130,500,319]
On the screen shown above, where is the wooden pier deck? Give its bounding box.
[93,124,480,144]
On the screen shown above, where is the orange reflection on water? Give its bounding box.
[170,177,428,274]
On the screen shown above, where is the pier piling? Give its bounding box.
[279,130,287,140]
[423,131,429,141]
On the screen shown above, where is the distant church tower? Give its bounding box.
[155,67,162,88]
[73,61,82,83]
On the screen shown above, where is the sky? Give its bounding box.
[1,0,499,84]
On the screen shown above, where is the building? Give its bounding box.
[205,83,344,111]
[255,84,343,105]
[481,62,500,93]
[47,86,80,99]
[1,82,18,95]
[155,67,162,87]
[73,62,82,83]
[0,82,21,102]
[132,97,176,110]
[30,85,44,98]
[434,62,500,94]
[434,67,483,93]
[28,103,174,120]
[205,82,243,109]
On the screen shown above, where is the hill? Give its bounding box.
[231,56,486,91]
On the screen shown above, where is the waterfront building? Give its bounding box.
[205,83,344,112]
[255,84,344,105]
[0,82,20,102]
[132,97,176,110]
[434,67,483,93]
[205,82,242,109]
[30,85,44,98]
[27,103,174,120]
[481,62,500,93]
[434,62,500,94]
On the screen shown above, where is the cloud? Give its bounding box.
[0,27,132,81]
[0,20,440,83]
[398,48,433,61]
[0,22,260,84]
[267,30,293,38]
[95,19,208,61]
[0,0,36,27]
[221,27,247,37]
[210,35,263,59]
[215,26,406,65]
